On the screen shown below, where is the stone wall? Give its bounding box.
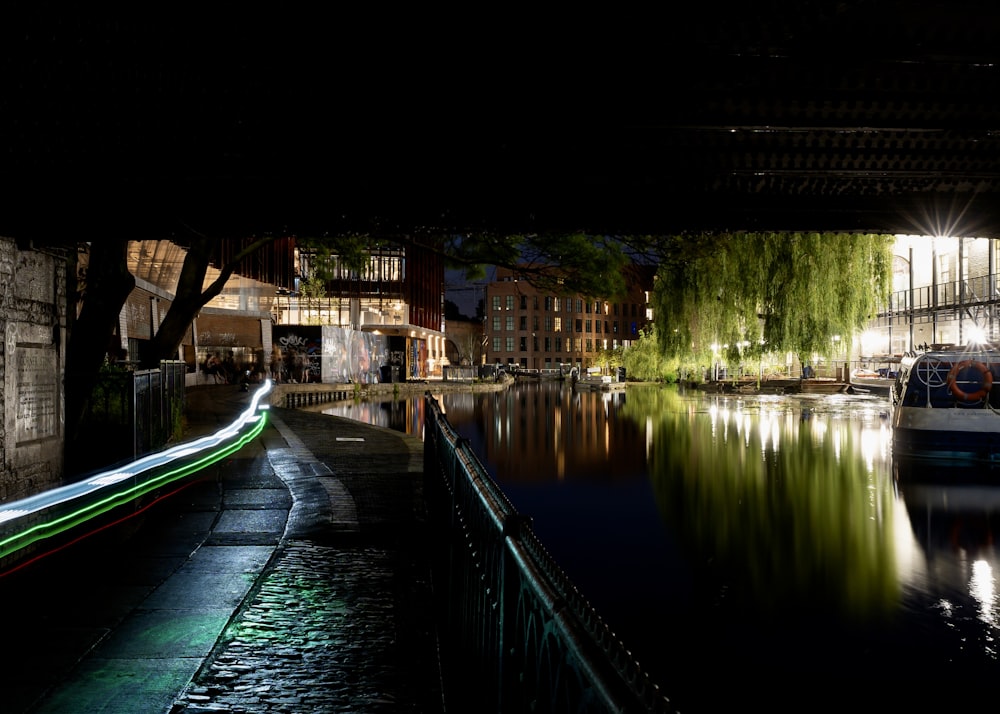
[0,238,69,503]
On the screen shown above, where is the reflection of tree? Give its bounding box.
[619,386,899,621]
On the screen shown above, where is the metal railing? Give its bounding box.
[74,360,187,475]
[423,393,674,714]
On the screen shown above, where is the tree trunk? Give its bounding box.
[64,240,135,460]
[143,236,280,366]
[143,237,219,367]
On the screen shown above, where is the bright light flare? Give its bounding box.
[967,325,988,345]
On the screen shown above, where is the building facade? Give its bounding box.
[863,235,1000,357]
[483,266,654,372]
[122,239,447,384]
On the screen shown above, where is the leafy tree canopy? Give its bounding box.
[652,232,894,370]
[441,232,634,300]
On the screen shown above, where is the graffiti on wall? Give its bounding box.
[273,326,322,382]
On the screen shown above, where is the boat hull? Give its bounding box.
[892,406,1000,461]
[847,377,894,397]
[800,378,847,394]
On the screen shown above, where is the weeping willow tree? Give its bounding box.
[654,232,893,373]
[621,325,680,382]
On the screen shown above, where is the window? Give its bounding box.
[520,295,527,309]
[519,336,527,351]
[574,338,582,352]
[555,337,562,352]
[586,338,593,352]
[544,296,552,311]
[506,316,514,331]
[575,318,582,332]
[585,301,592,314]
[492,337,501,353]
[532,316,539,331]
[506,337,515,352]
[565,297,572,313]
[553,297,561,311]
[505,296,514,311]
[533,296,539,309]
[492,296,501,311]
[492,316,501,331]
[544,337,551,352]
[533,335,539,351]
[554,317,562,332]
[544,315,553,331]
[576,299,583,313]
[519,316,527,330]
[613,322,618,334]
[596,321,602,334]
[585,319,592,332]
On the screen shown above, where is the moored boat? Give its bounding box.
[800,377,848,394]
[890,346,1000,460]
[848,356,900,397]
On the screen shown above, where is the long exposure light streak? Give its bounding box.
[0,380,273,574]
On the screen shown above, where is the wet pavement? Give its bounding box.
[4,384,446,714]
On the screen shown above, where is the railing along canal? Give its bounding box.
[422,393,673,714]
[72,360,188,476]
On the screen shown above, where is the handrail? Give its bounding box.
[423,392,674,714]
[0,380,273,576]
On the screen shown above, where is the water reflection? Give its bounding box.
[622,388,899,621]
[894,457,1000,664]
[312,384,1000,712]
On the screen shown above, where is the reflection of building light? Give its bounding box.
[971,560,997,626]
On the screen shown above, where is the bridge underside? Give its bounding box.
[3,3,999,240]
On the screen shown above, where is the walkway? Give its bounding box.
[6,384,446,713]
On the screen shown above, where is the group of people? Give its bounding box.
[269,344,310,384]
[203,350,244,385]
[203,346,312,385]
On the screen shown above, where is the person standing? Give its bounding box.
[207,352,225,384]
[285,348,298,383]
[293,348,307,383]
[270,344,283,383]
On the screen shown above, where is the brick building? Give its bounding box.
[484,266,654,372]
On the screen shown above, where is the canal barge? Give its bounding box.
[890,346,1000,460]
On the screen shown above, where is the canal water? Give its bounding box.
[314,381,998,713]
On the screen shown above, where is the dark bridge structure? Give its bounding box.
[2,2,1000,241]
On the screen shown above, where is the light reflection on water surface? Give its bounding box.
[318,382,1000,713]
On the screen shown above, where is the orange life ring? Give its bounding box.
[946,360,994,402]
